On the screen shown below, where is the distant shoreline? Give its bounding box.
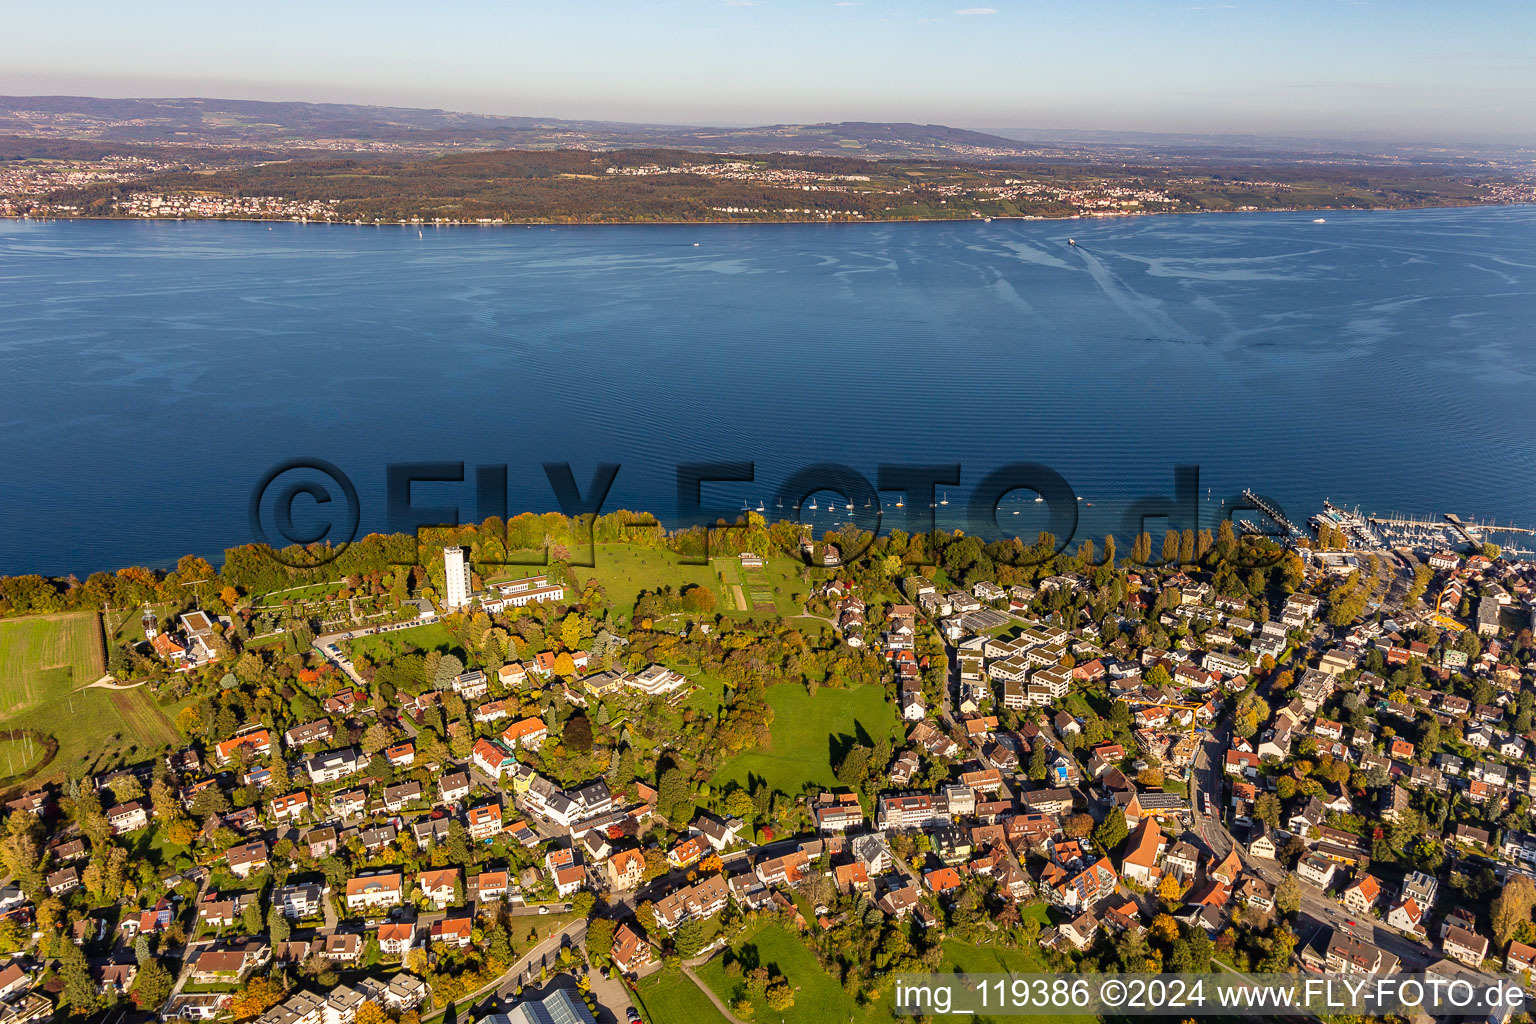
[3,199,1517,231]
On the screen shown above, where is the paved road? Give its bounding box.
[162,872,217,1010]
[463,919,589,1017]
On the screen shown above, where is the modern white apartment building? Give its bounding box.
[443,546,471,610]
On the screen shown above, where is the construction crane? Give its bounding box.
[1115,694,1208,736]
[1432,587,1467,633]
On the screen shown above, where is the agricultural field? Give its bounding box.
[108,687,181,746]
[711,682,901,797]
[715,557,749,612]
[0,610,191,785]
[0,682,187,786]
[718,554,805,616]
[0,612,105,715]
[0,734,50,784]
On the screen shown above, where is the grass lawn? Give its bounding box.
[346,622,462,661]
[105,602,171,646]
[711,682,901,797]
[0,612,104,715]
[251,581,344,606]
[632,967,732,1024]
[0,736,49,781]
[696,923,1087,1024]
[679,672,729,717]
[574,544,720,618]
[936,938,1096,1024]
[696,922,878,1024]
[759,555,807,615]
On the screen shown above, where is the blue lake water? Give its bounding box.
[1,207,1534,576]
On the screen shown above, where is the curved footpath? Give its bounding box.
[679,965,750,1024]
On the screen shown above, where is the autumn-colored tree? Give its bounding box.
[765,981,795,1011]
[560,612,585,652]
[1158,874,1186,904]
[1492,873,1536,945]
[1150,913,1181,944]
[354,1003,388,1024]
[1064,813,1094,839]
[229,976,285,1019]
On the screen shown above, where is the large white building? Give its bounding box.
[443,546,472,610]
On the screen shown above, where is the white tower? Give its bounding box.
[443,546,472,610]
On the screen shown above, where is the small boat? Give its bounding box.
[1068,238,1076,246]
[809,499,818,511]
[1085,502,1093,508]
[940,491,949,506]
[1034,496,1044,503]
[693,242,700,246]
[1312,218,1326,224]
[895,499,905,508]
[844,502,853,511]
[756,500,765,513]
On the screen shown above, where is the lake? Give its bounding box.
[1,207,1533,575]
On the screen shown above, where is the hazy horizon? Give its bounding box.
[4,1,1534,145]
[5,81,1535,150]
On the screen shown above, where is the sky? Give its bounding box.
[3,0,1535,141]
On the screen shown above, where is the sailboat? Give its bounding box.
[755,500,765,513]
[895,498,905,508]
[808,498,818,511]
[844,502,854,511]
[940,492,949,506]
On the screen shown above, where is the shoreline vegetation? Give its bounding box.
[7,142,1530,227]
[4,197,1528,230]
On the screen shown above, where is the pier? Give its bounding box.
[1241,489,1302,538]
[1446,513,1536,540]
